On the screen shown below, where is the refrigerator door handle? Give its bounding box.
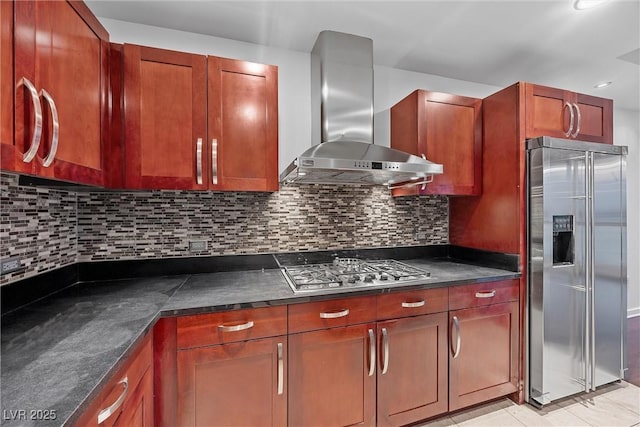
[584,151,591,393]
[589,152,597,391]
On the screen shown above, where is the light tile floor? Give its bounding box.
[419,381,640,427]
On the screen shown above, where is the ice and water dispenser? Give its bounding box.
[552,215,574,265]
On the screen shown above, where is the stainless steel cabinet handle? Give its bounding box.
[196,138,203,185]
[381,327,389,375]
[97,376,128,424]
[319,308,349,319]
[368,328,375,377]
[19,77,43,163]
[420,154,427,190]
[564,101,574,138]
[277,342,284,395]
[211,138,218,185]
[217,320,254,332]
[401,300,425,308]
[571,103,581,138]
[475,290,496,298]
[452,316,461,359]
[40,89,59,167]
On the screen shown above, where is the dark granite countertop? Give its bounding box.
[1,257,519,427]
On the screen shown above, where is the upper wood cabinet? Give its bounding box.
[12,0,109,185]
[0,0,13,172]
[391,90,482,196]
[123,44,207,190]
[208,57,279,192]
[122,44,278,192]
[524,83,612,144]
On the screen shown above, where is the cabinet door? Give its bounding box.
[123,44,207,190]
[288,324,376,427]
[524,83,612,144]
[377,313,448,427]
[208,57,278,192]
[14,1,109,185]
[177,336,286,427]
[573,93,612,144]
[422,92,482,196]
[0,0,14,171]
[113,368,154,427]
[525,84,574,140]
[73,334,153,427]
[449,301,519,411]
[391,90,482,196]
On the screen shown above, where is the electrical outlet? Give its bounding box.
[415,232,427,241]
[189,240,207,252]
[1,257,24,275]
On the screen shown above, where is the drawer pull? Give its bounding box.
[97,376,128,424]
[475,290,496,298]
[401,300,425,308]
[217,320,254,332]
[319,308,349,319]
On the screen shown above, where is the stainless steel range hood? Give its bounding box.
[280,30,443,186]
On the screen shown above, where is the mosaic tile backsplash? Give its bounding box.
[1,172,449,285]
[1,173,77,285]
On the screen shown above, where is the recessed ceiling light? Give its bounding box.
[594,81,612,89]
[573,0,610,10]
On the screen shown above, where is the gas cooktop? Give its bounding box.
[278,257,431,293]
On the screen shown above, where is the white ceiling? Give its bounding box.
[86,0,640,111]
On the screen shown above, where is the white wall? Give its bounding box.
[100,18,639,315]
[615,108,640,317]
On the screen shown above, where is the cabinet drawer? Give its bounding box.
[448,279,518,310]
[377,287,448,320]
[73,333,152,427]
[288,295,377,334]
[176,306,287,349]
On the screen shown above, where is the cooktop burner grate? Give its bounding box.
[280,258,431,293]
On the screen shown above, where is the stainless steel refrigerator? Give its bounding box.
[527,136,627,407]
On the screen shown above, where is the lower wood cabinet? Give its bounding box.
[448,301,519,411]
[176,336,287,427]
[74,333,153,427]
[288,323,376,427]
[77,280,521,427]
[114,368,154,427]
[288,291,449,427]
[174,306,288,427]
[376,313,448,427]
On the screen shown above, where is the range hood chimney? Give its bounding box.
[280,30,443,187]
